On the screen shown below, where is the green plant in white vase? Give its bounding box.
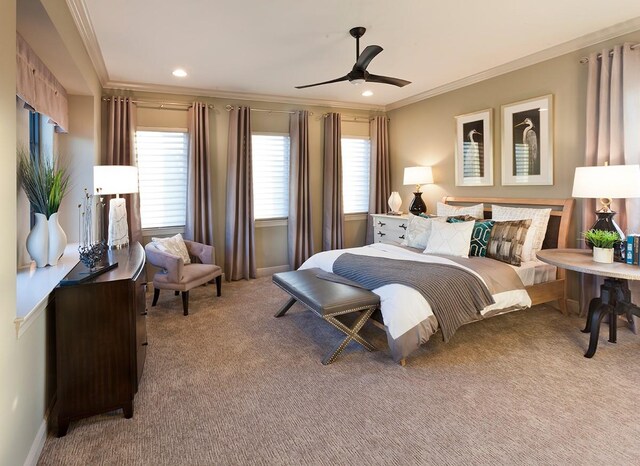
[583,229,620,264]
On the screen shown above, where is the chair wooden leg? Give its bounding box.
[216,276,222,297]
[181,291,189,316]
[152,288,160,307]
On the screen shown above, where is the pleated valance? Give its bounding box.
[16,33,68,133]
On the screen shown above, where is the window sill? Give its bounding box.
[345,213,369,221]
[142,226,185,237]
[255,219,288,228]
[15,243,79,339]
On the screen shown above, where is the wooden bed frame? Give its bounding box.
[441,196,575,314]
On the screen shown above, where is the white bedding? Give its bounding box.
[512,260,557,287]
[300,243,532,341]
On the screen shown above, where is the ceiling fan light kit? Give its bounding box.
[295,27,411,90]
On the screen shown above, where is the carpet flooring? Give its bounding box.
[39,277,640,465]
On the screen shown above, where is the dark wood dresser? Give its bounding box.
[54,242,147,437]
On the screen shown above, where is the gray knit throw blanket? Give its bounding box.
[332,253,495,342]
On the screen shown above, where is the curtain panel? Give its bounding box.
[186,102,215,250]
[582,43,640,328]
[288,110,314,269]
[16,33,68,132]
[104,97,142,245]
[225,106,256,280]
[366,116,392,244]
[322,113,344,251]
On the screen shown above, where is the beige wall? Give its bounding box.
[111,92,377,273]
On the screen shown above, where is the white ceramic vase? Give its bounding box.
[388,191,402,213]
[48,212,67,266]
[26,213,49,268]
[593,246,614,264]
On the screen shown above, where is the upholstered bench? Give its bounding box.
[273,268,380,365]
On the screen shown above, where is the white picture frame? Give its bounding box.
[454,109,493,187]
[501,95,554,186]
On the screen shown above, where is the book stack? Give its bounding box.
[626,234,640,265]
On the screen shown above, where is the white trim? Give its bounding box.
[255,219,288,228]
[14,297,49,339]
[23,419,47,466]
[137,126,188,133]
[65,0,109,85]
[257,264,290,277]
[345,213,368,221]
[142,226,185,238]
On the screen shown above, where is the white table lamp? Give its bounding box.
[403,166,434,215]
[94,165,139,249]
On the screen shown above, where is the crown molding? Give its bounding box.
[386,17,640,111]
[103,80,385,112]
[65,0,109,86]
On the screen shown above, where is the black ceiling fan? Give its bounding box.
[295,27,411,89]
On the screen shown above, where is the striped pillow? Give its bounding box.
[486,219,531,266]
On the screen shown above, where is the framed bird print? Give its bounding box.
[454,109,493,186]
[501,95,554,186]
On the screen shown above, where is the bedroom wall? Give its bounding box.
[106,90,380,275]
[387,29,640,303]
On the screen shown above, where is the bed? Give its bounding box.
[299,197,574,364]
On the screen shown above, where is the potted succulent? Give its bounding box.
[583,229,620,264]
[17,149,70,267]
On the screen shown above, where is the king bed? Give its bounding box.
[297,197,574,364]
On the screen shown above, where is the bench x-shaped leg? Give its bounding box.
[322,307,376,365]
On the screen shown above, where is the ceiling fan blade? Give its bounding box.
[366,74,411,87]
[295,75,349,89]
[355,45,383,70]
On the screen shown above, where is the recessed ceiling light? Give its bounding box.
[172,69,187,77]
[362,90,373,97]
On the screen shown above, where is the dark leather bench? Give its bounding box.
[273,268,380,364]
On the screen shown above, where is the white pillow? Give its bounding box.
[436,202,484,220]
[401,215,446,249]
[491,205,551,261]
[423,220,475,258]
[152,233,191,264]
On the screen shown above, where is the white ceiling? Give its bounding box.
[77,1,640,107]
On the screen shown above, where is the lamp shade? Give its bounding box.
[94,165,139,195]
[572,165,640,199]
[403,166,434,186]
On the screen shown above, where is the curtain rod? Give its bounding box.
[102,97,214,109]
[323,113,387,123]
[579,43,640,64]
[224,104,313,116]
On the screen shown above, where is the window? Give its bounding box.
[252,134,290,220]
[341,137,371,214]
[135,130,189,229]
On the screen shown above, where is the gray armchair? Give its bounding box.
[145,240,222,316]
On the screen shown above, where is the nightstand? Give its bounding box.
[371,213,410,245]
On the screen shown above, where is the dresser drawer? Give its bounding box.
[371,214,409,245]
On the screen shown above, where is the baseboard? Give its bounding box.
[256,265,290,278]
[24,419,47,466]
[567,298,580,315]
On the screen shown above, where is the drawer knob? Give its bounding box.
[377,221,386,227]
[141,311,148,316]
[377,231,386,237]
[142,342,149,346]
[400,223,407,230]
[399,235,405,240]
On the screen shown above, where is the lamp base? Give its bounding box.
[587,210,625,262]
[408,192,427,215]
[107,197,130,249]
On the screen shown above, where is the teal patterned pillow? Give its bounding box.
[448,218,495,257]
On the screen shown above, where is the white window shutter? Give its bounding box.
[341,138,371,214]
[252,134,290,220]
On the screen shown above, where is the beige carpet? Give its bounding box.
[39,277,640,465]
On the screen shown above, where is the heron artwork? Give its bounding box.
[514,117,539,175]
[463,128,484,177]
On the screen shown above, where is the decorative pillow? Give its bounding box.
[152,233,191,264]
[491,205,551,261]
[449,218,495,257]
[447,214,476,222]
[436,202,484,220]
[401,215,446,249]
[423,220,475,258]
[486,219,531,266]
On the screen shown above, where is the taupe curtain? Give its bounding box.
[323,113,344,251]
[366,116,392,244]
[104,97,142,245]
[288,110,314,269]
[225,106,256,280]
[581,43,640,329]
[186,102,214,249]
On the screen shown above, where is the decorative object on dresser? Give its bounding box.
[501,95,553,186]
[572,164,640,262]
[145,238,222,316]
[387,191,402,214]
[455,109,493,186]
[403,166,433,215]
[582,229,620,264]
[54,242,147,437]
[371,213,409,245]
[93,165,139,249]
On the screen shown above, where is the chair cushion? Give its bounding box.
[153,263,222,292]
